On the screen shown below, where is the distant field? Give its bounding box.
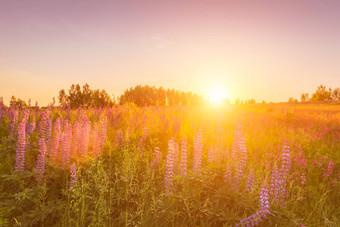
[0,103,339,226]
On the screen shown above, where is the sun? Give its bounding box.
[207,87,228,104]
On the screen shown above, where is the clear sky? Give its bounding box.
[0,0,339,105]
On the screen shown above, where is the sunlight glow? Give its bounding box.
[207,87,228,104]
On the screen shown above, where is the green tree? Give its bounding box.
[310,85,332,101]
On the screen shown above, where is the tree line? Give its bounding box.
[58,84,204,108]
[296,85,340,103]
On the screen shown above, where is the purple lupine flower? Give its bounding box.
[71,121,80,156]
[179,140,187,177]
[36,138,47,182]
[69,163,77,190]
[233,136,248,190]
[9,107,18,136]
[38,111,47,137]
[259,182,270,217]
[99,115,107,149]
[45,117,52,148]
[278,145,291,206]
[29,122,36,134]
[193,129,203,175]
[91,124,100,158]
[208,147,216,164]
[137,126,148,154]
[51,118,61,162]
[236,181,270,227]
[165,138,175,195]
[61,125,72,167]
[246,168,255,194]
[0,97,3,126]
[80,119,91,158]
[269,163,280,202]
[14,120,26,172]
[173,141,179,174]
[224,163,233,184]
[116,129,124,145]
[151,147,162,169]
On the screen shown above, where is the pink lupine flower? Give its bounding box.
[165,138,175,195]
[14,120,26,172]
[71,121,80,156]
[99,115,107,149]
[36,138,47,182]
[151,147,162,169]
[224,164,232,184]
[236,181,270,226]
[51,118,61,162]
[246,168,255,194]
[9,108,18,136]
[45,117,52,148]
[179,140,187,177]
[91,124,100,158]
[193,129,203,175]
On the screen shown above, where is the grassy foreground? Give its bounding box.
[0,103,339,226]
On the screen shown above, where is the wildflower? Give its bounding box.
[151,147,162,169]
[14,120,26,172]
[165,138,175,195]
[323,161,335,181]
[179,140,187,177]
[51,118,61,162]
[36,138,47,182]
[236,181,270,226]
[246,168,255,194]
[193,129,203,175]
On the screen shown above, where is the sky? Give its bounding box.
[0,0,339,105]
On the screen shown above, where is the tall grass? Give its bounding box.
[0,102,339,226]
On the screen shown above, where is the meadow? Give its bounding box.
[0,101,339,226]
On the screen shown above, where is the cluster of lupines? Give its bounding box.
[193,129,203,175]
[164,138,175,195]
[236,181,270,227]
[35,138,47,182]
[179,140,187,177]
[150,147,162,169]
[69,163,77,190]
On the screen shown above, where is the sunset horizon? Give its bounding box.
[1,0,339,105]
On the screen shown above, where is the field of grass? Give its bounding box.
[0,102,339,226]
